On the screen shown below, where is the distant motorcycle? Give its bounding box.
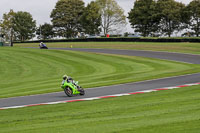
[39,43,48,49]
[61,80,85,97]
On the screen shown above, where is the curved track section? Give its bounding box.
[0,49,200,108]
[53,48,200,64]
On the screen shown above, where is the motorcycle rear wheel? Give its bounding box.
[79,87,85,95]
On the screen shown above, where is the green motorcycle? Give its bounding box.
[61,80,85,97]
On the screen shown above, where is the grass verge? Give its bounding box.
[0,85,200,133]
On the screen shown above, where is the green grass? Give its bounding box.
[14,42,200,54]
[1,47,200,98]
[0,85,200,133]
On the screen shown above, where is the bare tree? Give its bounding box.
[96,0,127,35]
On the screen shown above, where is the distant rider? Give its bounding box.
[39,42,47,48]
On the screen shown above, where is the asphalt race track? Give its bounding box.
[0,48,200,108]
[55,48,200,64]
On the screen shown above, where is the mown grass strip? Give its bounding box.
[0,85,199,133]
[0,47,200,98]
[14,42,200,55]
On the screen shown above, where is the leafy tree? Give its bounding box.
[80,1,101,35]
[14,11,36,41]
[124,32,129,37]
[156,0,185,37]
[128,0,159,37]
[185,0,200,37]
[0,9,16,46]
[96,0,127,35]
[179,3,191,31]
[0,10,36,43]
[50,0,85,38]
[36,23,54,40]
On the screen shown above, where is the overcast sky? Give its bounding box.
[0,0,192,33]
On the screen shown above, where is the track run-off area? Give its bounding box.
[0,48,200,109]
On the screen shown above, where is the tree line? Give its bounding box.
[0,0,200,43]
[128,0,200,37]
[0,0,126,43]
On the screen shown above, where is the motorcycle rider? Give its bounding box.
[62,75,80,89]
[39,42,44,47]
[62,75,68,85]
[62,75,73,85]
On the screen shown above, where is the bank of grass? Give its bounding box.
[0,47,200,98]
[14,42,200,54]
[0,85,200,133]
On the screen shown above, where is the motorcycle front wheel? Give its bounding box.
[64,87,73,97]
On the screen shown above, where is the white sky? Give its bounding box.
[0,0,192,33]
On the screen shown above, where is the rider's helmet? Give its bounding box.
[40,42,43,46]
[63,75,68,80]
